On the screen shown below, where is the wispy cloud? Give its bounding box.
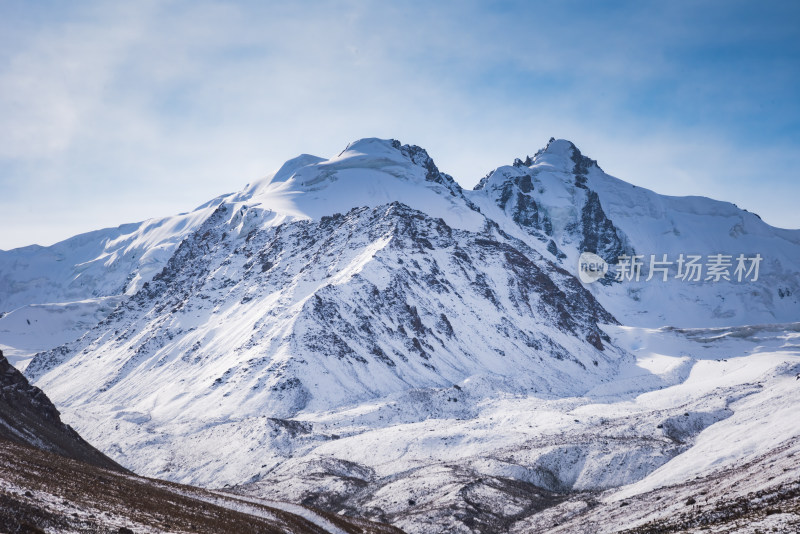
[1,0,798,249]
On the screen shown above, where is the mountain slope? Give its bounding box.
[511,434,800,533]
[0,349,401,533]
[0,348,122,471]
[0,198,226,368]
[229,321,800,534]
[25,199,621,484]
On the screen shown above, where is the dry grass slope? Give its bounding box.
[0,439,405,534]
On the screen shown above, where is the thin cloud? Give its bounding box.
[0,0,798,250]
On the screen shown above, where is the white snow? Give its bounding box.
[233,138,486,233]
[0,136,798,533]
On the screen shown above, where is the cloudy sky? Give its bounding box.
[1,0,798,249]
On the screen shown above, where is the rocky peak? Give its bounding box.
[474,138,592,192]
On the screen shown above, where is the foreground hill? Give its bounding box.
[0,348,121,471]
[0,438,403,534]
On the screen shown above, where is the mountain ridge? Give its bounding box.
[3,136,797,346]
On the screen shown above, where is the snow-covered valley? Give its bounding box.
[224,322,800,532]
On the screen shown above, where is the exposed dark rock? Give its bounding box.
[0,349,124,471]
[578,190,629,265]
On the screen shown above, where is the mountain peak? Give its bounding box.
[233,137,484,232]
[474,138,593,191]
[340,137,448,185]
[531,138,598,174]
[540,137,575,156]
[337,137,405,160]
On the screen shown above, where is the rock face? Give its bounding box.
[471,138,800,325]
[578,190,628,265]
[0,349,123,471]
[474,140,631,279]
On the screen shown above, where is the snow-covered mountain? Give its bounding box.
[3,138,797,368]
[1,137,799,533]
[0,199,224,368]
[27,200,618,414]
[22,139,623,487]
[471,138,800,327]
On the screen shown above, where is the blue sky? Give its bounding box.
[1,0,798,249]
